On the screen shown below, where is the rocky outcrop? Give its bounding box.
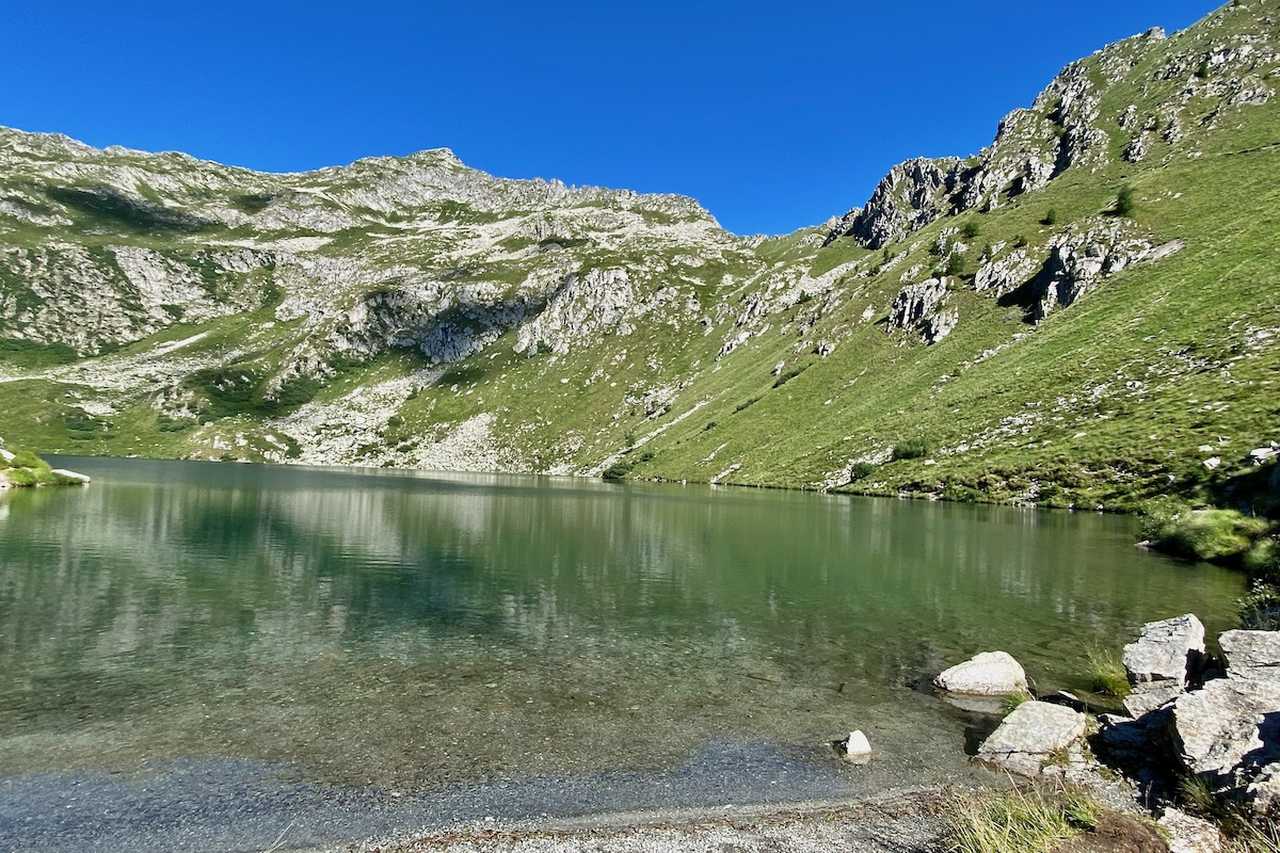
[515,268,634,356]
[1021,222,1185,323]
[934,650,1027,696]
[976,700,1087,777]
[824,158,962,249]
[887,277,955,344]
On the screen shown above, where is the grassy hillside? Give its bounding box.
[0,0,1277,514]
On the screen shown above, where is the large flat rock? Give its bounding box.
[977,700,1086,777]
[1220,630,1280,684]
[1169,677,1280,781]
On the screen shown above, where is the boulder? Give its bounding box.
[1219,630,1280,683]
[1168,677,1280,785]
[934,651,1028,696]
[976,700,1086,777]
[1123,682,1184,718]
[1157,807,1222,853]
[1123,614,1205,687]
[837,730,872,764]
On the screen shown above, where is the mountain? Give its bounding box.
[2,0,1278,510]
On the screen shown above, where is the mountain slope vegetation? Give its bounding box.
[1,0,1278,511]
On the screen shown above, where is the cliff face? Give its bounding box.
[2,0,1278,509]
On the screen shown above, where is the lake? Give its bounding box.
[0,457,1245,851]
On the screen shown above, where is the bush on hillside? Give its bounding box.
[1041,208,1059,226]
[892,439,930,461]
[848,462,877,481]
[1114,185,1136,217]
[961,221,982,240]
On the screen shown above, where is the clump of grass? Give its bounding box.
[944,785,1101,853]
[703,420,718,432]
[1001,689,1033,715]
[1085,647,1130,698]
[733,396,761,413]
[892,438,930,461]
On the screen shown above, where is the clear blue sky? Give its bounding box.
[6,0,1215,234]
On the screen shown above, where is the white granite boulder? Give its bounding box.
[934,651,1027,696]
[1123,614,1205,686]
[976,700,1086,777]
[1220,630,1280,684]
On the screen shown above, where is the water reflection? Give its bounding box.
[0,457,1243,787]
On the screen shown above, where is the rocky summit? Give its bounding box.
[2,0,1279,508]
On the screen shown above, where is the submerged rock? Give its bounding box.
[976,700,1086,777]
[934,650,1027,696]
[51,468,91,485]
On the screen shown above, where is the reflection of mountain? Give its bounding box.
[2,458,1241,689]
[0,459,1246,786]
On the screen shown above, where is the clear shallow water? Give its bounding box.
[0,458,1244,823]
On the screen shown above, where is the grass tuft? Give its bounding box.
[1085,647,1130,698]
[943,785,1101,853]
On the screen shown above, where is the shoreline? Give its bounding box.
[331,788,953,853]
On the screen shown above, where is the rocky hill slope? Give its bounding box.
[2,0,1278,510]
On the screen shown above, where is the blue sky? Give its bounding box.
[6,1,1214,234]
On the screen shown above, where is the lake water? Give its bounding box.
[0,457,1245,850]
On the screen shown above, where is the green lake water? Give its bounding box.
[0,457,1245,807]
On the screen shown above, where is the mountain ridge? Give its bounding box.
[1,0,1277,511]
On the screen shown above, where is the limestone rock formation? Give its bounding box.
[887,277,956,344]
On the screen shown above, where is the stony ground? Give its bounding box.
[338,794,949,853]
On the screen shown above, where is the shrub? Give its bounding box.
[929,238,946,257]
[1013,234,1029,248]
[1195,59,1210,79]
[772,363,810,388]
[945,253,967,277]
[961,221,982,240]
[733,396,761,413]
[848,462,877,481]
[1041,208,1058,226]
[5,467,37,486]
[1240,580,1280,630]
[892,439,930,461]
[703,420,718,432]
[1114,185,1136,217]
[1144,502,1271,564]
[1084,648,1130,698]
[602,460,633,481]
[10,449,44,469]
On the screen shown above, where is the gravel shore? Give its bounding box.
[340,791,949,853]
